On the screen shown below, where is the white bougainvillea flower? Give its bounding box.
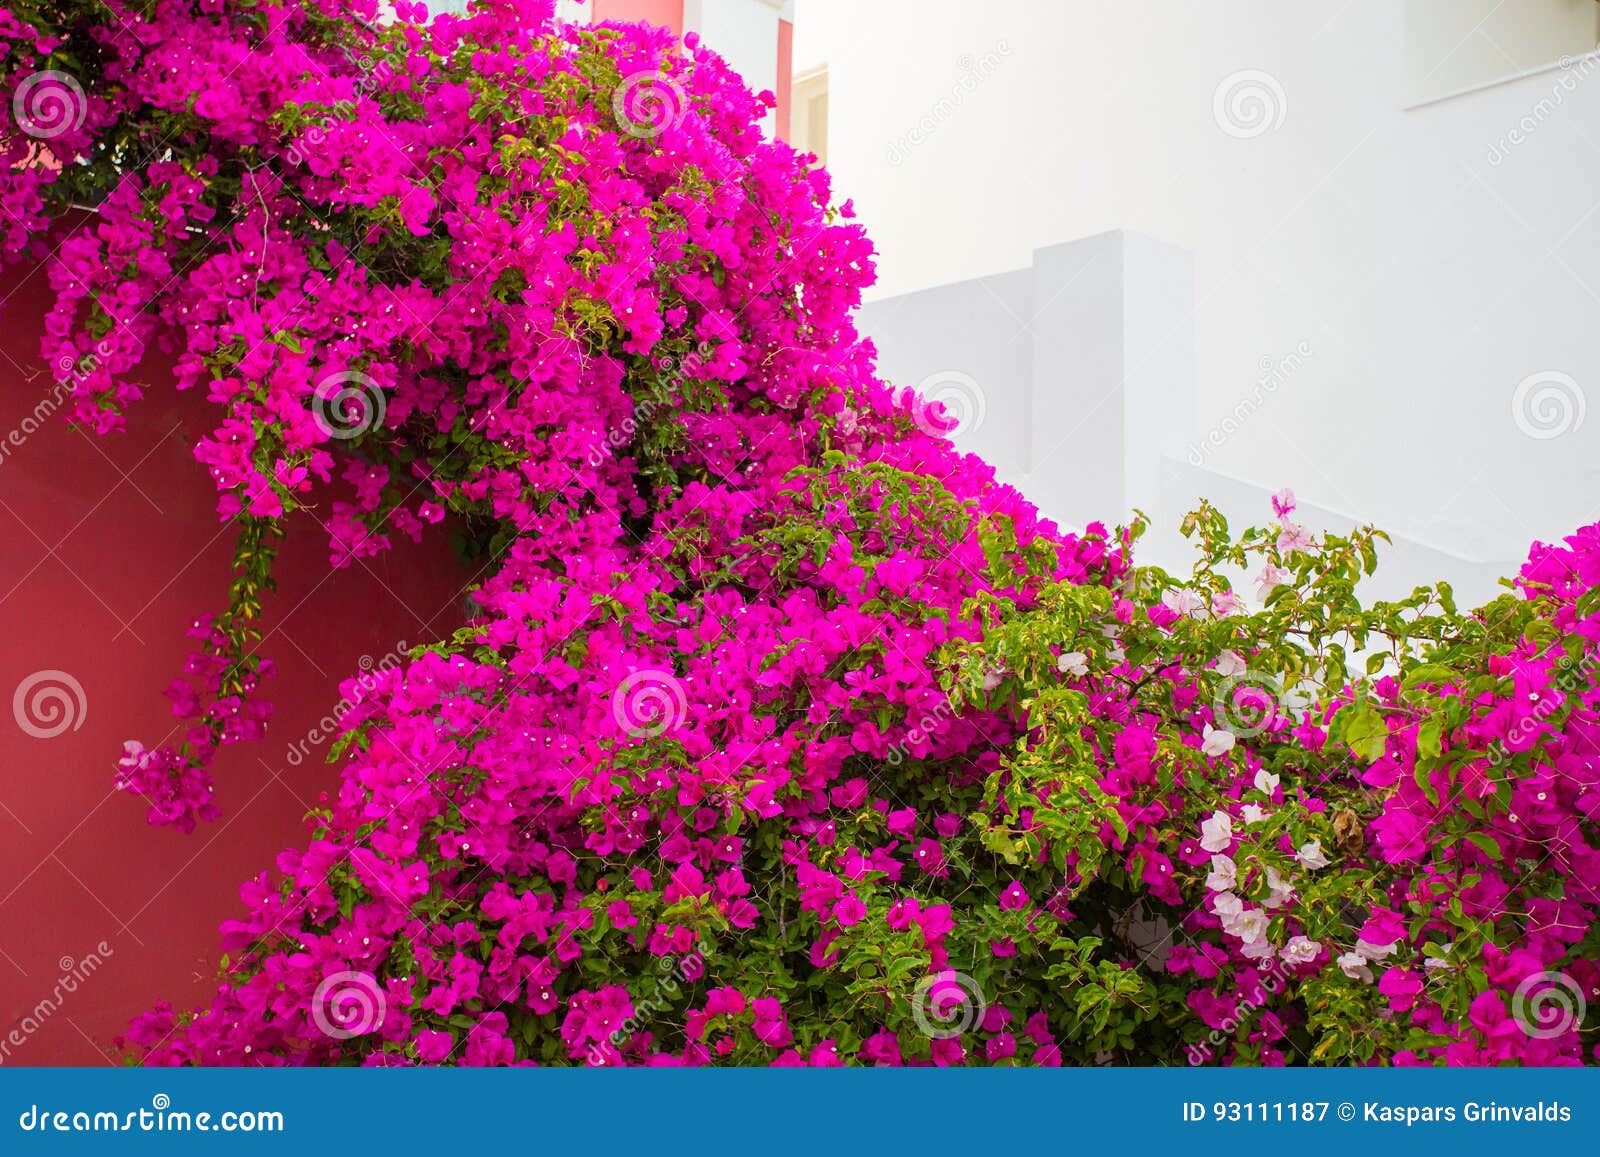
[1262,865,1294,908]
[1201,723,1236,757]
[1355,938,1399,962]
[1240,938,1276,961]
[1205,854,1237,892]
[1337,951,1374,983]
[1200,810,1234,853]
[1223,906,1269,945]
[1296,839,1330,869]
[1056,650,1088,677]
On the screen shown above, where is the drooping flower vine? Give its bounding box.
[1,0,1594,1066]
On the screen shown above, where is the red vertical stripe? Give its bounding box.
[775,17,793,141]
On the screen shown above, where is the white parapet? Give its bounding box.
[858,228,1520,606]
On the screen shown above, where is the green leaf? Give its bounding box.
[1341,702,1388,762]
[1417,714,1444,760]
[1402,664,1457,690]
[1414,762,1439,808]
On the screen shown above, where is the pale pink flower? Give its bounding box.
[1216,649,1247,677]
[1162,587,1205,619]
[1282,936,1321,966]
[1205,855,1237,892]
[1255,563,1291,601]
[1223,907,1270,945]
[1337,951,1374,982]
[1276,521,1314,554]
[1212,590,1244,617]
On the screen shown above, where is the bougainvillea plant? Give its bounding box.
[1,0,1595,1066]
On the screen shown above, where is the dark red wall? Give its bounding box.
[0,260,470,1064]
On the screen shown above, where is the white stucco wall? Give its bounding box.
[791,0,1599,576]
